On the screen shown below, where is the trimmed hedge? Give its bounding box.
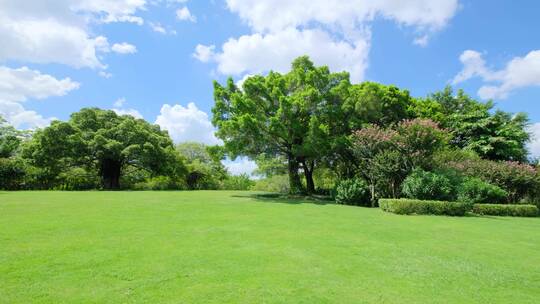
[472,204,538,217]
[379,198,469,216]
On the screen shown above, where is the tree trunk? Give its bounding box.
[302,160,315,194]
[287,156,303,194]
[100,159,122,190]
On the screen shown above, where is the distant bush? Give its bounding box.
[335,178,370,206]
[0,158,26,190]
[57,167,100,190]
[458,178,508,204]
[251,175,290,193]
[221,174,254,190]
[472,204,538,217]
[379,198,469,216]
[133,176,185,190]
[401,169,457,201]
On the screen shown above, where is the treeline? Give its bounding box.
[0,112,252,191]
[213,56,540,207]
[1,55,539,209]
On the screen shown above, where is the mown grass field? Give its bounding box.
[1,191,539,303]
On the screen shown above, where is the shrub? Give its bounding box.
[335,178,370,206]
[0,158,26,190]
[401,169,457,201]
[379,198,469,216]
[458,178,508,204]
[133,176,184,190]
[221,174,254,190]
[56,167,100,190]
[446,159,539,203]
[251,175,290,193]
[472,204,538,217]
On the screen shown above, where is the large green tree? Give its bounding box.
[412,87,529,161]
[212,56,349,193]
[24,108,184,189]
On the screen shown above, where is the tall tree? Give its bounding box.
[413,87,529,161]
[212,56,349,193]
[24,108,184,189]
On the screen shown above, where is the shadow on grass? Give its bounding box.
[232,193,335,205]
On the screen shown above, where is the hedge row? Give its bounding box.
[472,204,539,217]
[379,199,469,216]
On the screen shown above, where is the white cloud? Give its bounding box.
[223,157,258,176]
[413,35,429,47]
[528,123,540,159]
[193,44,216,62]
[99,71,113,78]
[199,0,459,82]
[113,108,143,119]
[149,22,166,34]
[155,103,221,145]
[176,6,196,22]
[0,66,79,129]
[209,27,370,82]
[113,97,126,108]
[0,66,80,103]
[111,43,137,54]
[0,1,147,68]
[453,49,540,99]
[225,0,459,34]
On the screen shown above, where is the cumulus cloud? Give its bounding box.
[113,108,143,119]
[211,28,370,82]
[0,66,79,128]
[0,1,146,69]
[111,43,137,54]
[222,157,258,176]
[193,44,216,62]
[453,49,540,99]
[155,103,221,145]
[225,0,459,33]
[528,122,540,159]
[198,0,459,83]
[176,6,196,22]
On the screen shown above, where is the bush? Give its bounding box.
[458,178,508,204]
[401,169,457,201]
[251,175,290,193]
[133,176,184,190]
[57,167,100,190]
[221,174,254,190]
[335,178,370,206]
[472,204,538,217]
[0,158,26,190]
[379,198,469,216]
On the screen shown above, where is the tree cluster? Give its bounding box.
[212,56,538,205]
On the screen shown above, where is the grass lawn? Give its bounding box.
[1,191,539,303]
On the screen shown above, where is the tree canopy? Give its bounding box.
[23,108,184,189]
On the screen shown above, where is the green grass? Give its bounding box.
[1,191,539,303]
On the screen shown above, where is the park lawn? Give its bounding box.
[1,191,539,304]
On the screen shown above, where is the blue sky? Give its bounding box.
[1,0,539,173]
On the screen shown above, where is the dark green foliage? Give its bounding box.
[402,169,457,201]
[335,178,370,206]
[472,204,538,217]
[23,108,185,189]
[458,178,508,204]
[379,199,469,216]
[0,158,26,190]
